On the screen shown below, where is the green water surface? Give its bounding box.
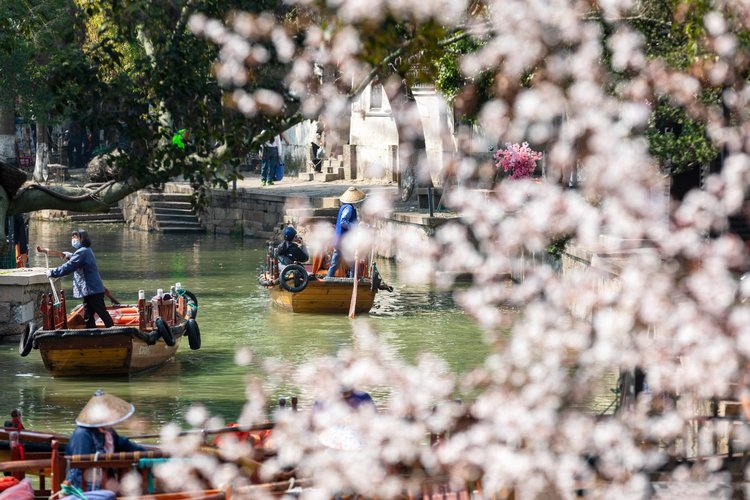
[0,222,488,435]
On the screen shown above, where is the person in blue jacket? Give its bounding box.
[46,228,113,328]
[66,390,146,490]
[327,186,366,278]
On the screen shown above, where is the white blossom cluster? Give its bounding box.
[177,0,750,497]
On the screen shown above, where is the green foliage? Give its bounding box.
[433,36,493,123]
[645,98,718,175]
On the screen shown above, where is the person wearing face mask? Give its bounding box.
[45,228,113,328]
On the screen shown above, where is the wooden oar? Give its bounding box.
[36,246,66,260]
[37,246,60,304]
[348,250,359,320]
[126,422,275,440]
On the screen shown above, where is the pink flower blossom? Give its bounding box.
[493,142,543,180]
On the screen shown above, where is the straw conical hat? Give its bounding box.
[76,390,135,428]
[340,187,366,204]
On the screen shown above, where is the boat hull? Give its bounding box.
[268,279,376,313]
[34,324,186,376]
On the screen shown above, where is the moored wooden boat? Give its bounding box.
[20,285,201,376]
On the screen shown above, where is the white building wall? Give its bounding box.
[348,81,492,185]
[349,83,399,180]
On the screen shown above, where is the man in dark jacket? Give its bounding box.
[277,226,309,271]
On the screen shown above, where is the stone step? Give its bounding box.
[313,172,341,182]
[68,213,124,223]
[156,219,202,228]
[151,201,193,210]
[154,212,199,221]
[154,207,195,216]
[143,192,192,203]
[160,227,206,234]
[298,172,314,181]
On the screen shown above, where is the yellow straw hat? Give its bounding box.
[75,390,135,428]
[340,186,366,204]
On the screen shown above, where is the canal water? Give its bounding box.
[0,222,491,435]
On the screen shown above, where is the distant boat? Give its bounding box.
[19,285,201,376]
[258,246,392,314]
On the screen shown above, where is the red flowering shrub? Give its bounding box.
[493,142,543,180]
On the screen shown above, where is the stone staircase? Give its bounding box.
[67,206,124,223]
[298,156,346,182]
[144,192,204,233]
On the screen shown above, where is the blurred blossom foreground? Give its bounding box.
[50,0,750,498]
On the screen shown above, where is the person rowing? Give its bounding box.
[37,228,115,328]
[38,240,120,305]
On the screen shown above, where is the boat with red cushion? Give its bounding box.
[18,285,201,376]
[258,244,392,314]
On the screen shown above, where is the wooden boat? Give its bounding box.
[19,285,201,376]
[258,245,392,314]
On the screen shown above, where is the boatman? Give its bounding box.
[65,390,147,490]
[327,186,366,279]
[277,226,309,271]
[44,228,114,328]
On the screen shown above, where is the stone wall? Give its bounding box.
[200,189,286,239]
[120,190,161,231]
[0,268,58,340]
[122,184,287,239]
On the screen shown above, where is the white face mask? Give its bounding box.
[72,239,81,249]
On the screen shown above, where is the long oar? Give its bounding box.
[348,250,359,320]
[42,251,60,304]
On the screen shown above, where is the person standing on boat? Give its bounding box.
[46,228,114,328]
[277,226,309,271]
[66,390,146,490]
[327,186,366,279]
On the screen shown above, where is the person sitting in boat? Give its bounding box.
[46,228,114,328]
[341,386,375,409]
[326,186,366,279]
[3,408,24,430]
[66,390,147,490]
[277,226,309,272]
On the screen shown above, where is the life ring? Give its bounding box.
[186,318,201,350]
[279,264,309,293]
[155,317,176,346]
[184,290,198,320]
[19,321,35,357]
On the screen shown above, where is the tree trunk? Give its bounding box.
[33,120,49,182]
[0,101,16,166]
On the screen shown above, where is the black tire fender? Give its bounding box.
[371,268,382,292]
[186,319,201,350]
[155,317,176,347]
[19,321,36,357]
[279,264,309,293]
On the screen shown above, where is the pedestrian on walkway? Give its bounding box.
[261,133,288,186]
